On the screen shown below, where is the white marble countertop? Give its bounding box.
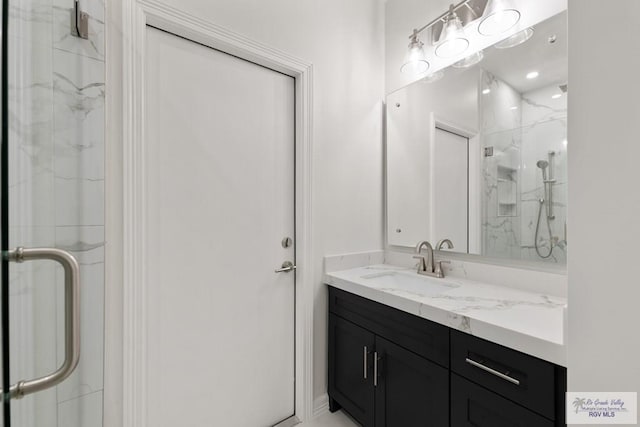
[325,264,567,366]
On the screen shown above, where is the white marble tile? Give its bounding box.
[8,36,56,229]
[9,0,53,46]
[57,391,103,427]
[55,226,105,402]
[52,0,105,61]
[479,72,568,264]
[11,388,58,427]
[324,250,385,273]
[325,265,567,365]
[55,178,104,226]
[384,249,567,297]
[52,48,105,227]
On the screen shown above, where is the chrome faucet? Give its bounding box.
[413,239,454,278]
[436,239,454,251]
[413,240,434,275]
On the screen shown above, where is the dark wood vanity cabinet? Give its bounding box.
[374,336,449,427]
[328,286,567,427]
[328,313,376,426]
[328,287,450,427]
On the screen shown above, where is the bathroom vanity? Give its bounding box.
[326,266,567,427]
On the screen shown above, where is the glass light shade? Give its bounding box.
[400,38,429,74]
[421,70,444,83]
[452,50,484,68]
[494,27,534,49]
[435,13,469,58]
[478,0,521,36]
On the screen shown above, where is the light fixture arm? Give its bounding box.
[408,0,474,39]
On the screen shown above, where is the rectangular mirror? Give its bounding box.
[386,10,567,265]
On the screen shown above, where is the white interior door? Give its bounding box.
[144,27,295,427]
[432,128,469,252]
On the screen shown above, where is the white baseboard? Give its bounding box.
[312,393,329,418]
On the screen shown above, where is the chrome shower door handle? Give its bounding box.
[275,261,297,273]
[1,247,80,399]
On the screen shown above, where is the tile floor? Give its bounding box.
[301,410,359,426]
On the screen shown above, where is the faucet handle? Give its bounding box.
[412,255,428,272]
[433,260,451,278]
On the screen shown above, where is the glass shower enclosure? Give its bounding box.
[1,0,105,425]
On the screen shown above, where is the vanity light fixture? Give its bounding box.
[494,27,533,48]
[422,70,445,83]
[401,0,527,74]
[526,71,539,79]
[401,30,430,74]
[452,49,484,68]
[400,0,481,74]
[435,6,470,58]
[478,0,521,36]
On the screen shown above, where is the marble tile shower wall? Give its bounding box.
[480,71,523,260]
[480,71,567,264]
[520,85,567,263]
[8,0,105,426]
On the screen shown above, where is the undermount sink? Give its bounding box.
[360,270,459,296]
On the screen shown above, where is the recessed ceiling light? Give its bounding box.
[526,71,539,79]
[552,94,562,99]
[509,106,518,110]
[482,88,491,95]
[563,139,568,147]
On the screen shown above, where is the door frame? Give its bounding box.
[105,1,315,425]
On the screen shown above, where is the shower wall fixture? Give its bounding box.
[535,152,557,259]
[71,0,90,39]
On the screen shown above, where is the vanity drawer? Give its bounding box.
[328,287,449,367]
[451,374,555,427]
[451,330,563,420]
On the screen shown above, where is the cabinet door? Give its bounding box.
[329,313,376,426]
[451,374,555,427]
[374,337,449,427]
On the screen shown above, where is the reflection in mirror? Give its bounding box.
[386,10,567,265]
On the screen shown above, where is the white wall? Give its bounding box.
[567,0,640,417]
[106,0,386,414]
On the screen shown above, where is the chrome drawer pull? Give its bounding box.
[465,358,520,386]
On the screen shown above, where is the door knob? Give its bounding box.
[275,261,296,273]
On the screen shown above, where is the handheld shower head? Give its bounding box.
[536,160,549,169]
[537,160,549,182]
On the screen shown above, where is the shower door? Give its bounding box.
[1,0,106,425]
